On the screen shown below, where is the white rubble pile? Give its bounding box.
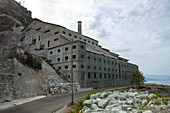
[81,88,170,113]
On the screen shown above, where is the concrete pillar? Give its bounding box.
[78,21,82,34]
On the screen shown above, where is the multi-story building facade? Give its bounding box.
[22,19,138,88]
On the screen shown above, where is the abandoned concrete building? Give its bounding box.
[22,19,138,88]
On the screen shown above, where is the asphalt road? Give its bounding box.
[0,88,107,113]
[0,86,130,113]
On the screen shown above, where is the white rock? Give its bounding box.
[160,104,166,110]
[105,105,116,111]
[127,107,133,111]
[143,110,152,113]
[83,99,93,105]
[98,99,109,108]
[142,99,147,105]
[111,108,126,113]
[91,104,100,110]
[126,99,134,105]
[130,109,138,113]
[148,93,156,98]
[122,105,132,111]
[90,93,101,99]
[100,92,108,98]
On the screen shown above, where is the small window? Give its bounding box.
[88,56,90,59]
[32,39,36,45]
[63,31,66,34]
[108,74,110,78]
[112,69,114,71]
[94,58,96,61]
[36,27,41,31]
[108,68,110,71]
[54,31,59,34]
[54,38,58,41]
[104,74,107,79]
[57,58,60,61]
[69,33,72,36]
[81,65,84,68]
[73,45,76,49]
[73,55,76,59]
[58,49,60,52]
[81,45,84,49]
[108,61,110,64]
[68,75,70,78]
[88,72,91,78]
[65,56,68,60]
[58,66,61,70]
[94,73,96,78]
[39,35,40,41]
[50,51,53,54]
[65,65,68,69]
[104,60,105,63]
[99,59,101,62]
[99,67,101,70]
[88,65,90,69]
[65,47,68,51]
[44,29,50,33]
[74,35,77,38]
[88,41,90,43]
[48,41,50,47]
[94,66,96,69]
[104,68,106,71]
[84,39,86,41]
[73,65,76,68]
[92,42,94,44]
[81,55,84,58]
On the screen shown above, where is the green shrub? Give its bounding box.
[86,92,98,99]
[162,98,169,105]
[154,101,161,105]
[78,99,85,107]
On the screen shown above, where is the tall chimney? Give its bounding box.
[78,21,82,34]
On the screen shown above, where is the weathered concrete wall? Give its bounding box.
[0,74,14,102]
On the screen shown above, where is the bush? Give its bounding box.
[15,51,42,70]
[86,92,98,99]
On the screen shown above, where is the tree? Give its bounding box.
[130,70,145,86]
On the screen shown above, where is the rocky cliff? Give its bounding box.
[0,0,71,103]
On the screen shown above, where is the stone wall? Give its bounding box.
[0,74,14,102]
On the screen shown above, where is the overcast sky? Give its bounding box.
[16,0,170,75]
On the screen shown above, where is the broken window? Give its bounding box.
[88,72,91,78]
[54,38,58,41]
[57,58,60,61]
[65,56,68,60]
[65,47,68,51]
[50,51,53,54]
[73,55,76,59]
[73,65,76,68]
[73,45,76,49]
[65,65,68,69]
[32,39,36,45]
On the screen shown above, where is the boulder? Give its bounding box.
[83,99,93,105]
[143,110,152,113]
[111,108,126,113]
[90,93,101,99]
[98,99,109,108]
[91,104,100,110]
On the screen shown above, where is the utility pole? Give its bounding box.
[71,38,74,105]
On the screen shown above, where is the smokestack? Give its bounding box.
[78,21,82,34]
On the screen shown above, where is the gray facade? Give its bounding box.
[22,19,138,88]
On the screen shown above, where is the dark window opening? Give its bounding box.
[81,55,84,58]
[69,33,72,36]
[88,56,90,59]
[108,61,110,64]
[65,65,68,69]
[104,74,107,79]
[104,60,105,63]
[99,67,101,70]
[39,35,40,41]
[84,39,86,41]
[74,35,77,38]
[58,66,61,70]
[88,65,90,69]
[54,31,59,34]
[65,47,68,51]
[57,58,60,61]
[63,31,66,34]
[94,73,96,78]
[68,75,70,78]
[44,29,50,33]
[36,27,41,31]
[94,66,96,69]
[108,68,110,71]
[79,37,82,39]
[73,65,76,68]
[104,68,106,70]
[88,72,91,78]
[88,41,90,43]
[73,55,76,59]
[112,74,114,79]
[65,56,68,60]
[40,45,44,50]
[32,39,36,45]
[50,51,53,54]
[92,42,94,44]
[54,38,58,41]
[73,45,76,49]
[48,41,50,47]
[58,49,60,52]
[81,65,84,68]
[99,59,101,62]
[108,74,110,78]
[81,45,84,49]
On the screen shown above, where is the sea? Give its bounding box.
[144,75,170,86]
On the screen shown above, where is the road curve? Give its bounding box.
[0,86,130,113]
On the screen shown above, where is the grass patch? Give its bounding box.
[154,101,161,105]
[86,92,98,99]
[100,93,110,99]
[69,99,85,113]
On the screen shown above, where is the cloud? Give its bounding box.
[15,0,170,75]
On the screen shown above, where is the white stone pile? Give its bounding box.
[81,88,170,113]
[49,82,79,94]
